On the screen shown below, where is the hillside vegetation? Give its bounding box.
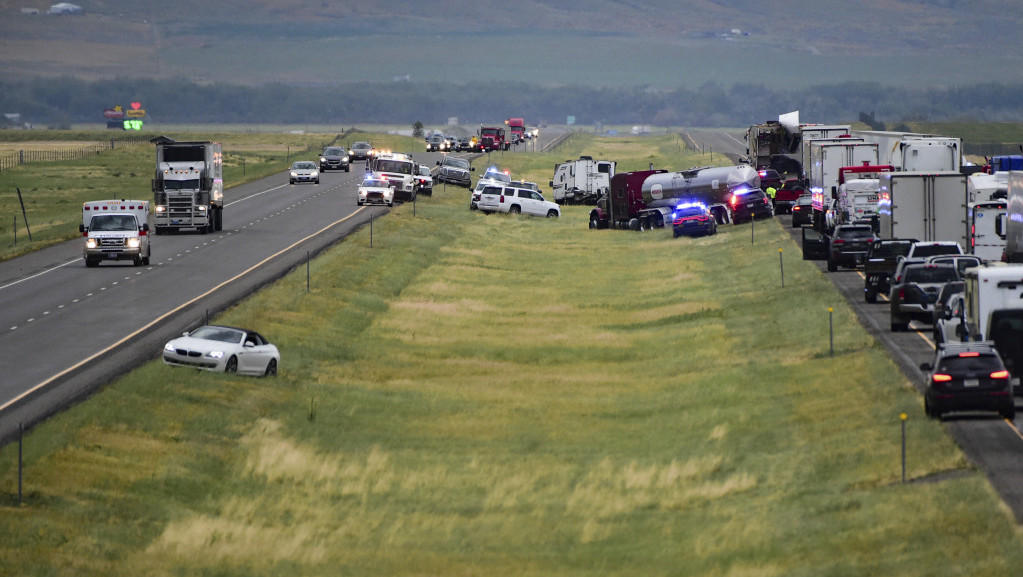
[2,132,1023,575]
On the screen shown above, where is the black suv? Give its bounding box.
[921,342,1014,420]
[728,189,773,223]
[319,146,350,172]
[827,224,877,272]
[349,141,373,161]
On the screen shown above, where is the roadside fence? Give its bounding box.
[0,134,151,172]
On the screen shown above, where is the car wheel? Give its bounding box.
[891,320,908,332]
[865,288,877,303]
[547,209,558,218]
[290,180,295,185]
[85,258,98,268]
[142,254,150,266]
[673,229,681,238]
[315,178,320,184]
[1003,405,1016,420]
[509,205,521,214]
[264,358,278,377]
[345,166,350,173]
[827,258,837,272]
[225,356,238,374]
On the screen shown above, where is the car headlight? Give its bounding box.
[197,205,207,212]
[291,171,299,177]
[164,342,175,352]
[320,157,327,163]
[206,351,224,359]
[311,170,319,177]
[343,156,349,162]
[127,237,141,248]
[86,238,98,249]
[155,205,166,212]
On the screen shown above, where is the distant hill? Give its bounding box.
[2,0,1021,89]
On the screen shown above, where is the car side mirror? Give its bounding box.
[436,161,441,166]
[79,224,87,233]
[141,223,149,232]
[470,167,476,172]
[943,308,953,320]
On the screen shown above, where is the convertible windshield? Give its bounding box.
[190,326,244,344]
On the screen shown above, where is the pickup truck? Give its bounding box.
[863,238,917,303]
[889,262,959,332]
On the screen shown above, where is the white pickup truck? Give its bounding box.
[80,199,152,267]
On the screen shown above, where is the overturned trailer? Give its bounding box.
[589,165,760,230]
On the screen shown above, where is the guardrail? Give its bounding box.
[0,134,151,172]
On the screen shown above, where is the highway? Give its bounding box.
[682,127,1023,522]
[0,161,386,443]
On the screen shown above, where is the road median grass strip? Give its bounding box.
[2,134,1023,575]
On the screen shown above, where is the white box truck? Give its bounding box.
[877,172,968,244]
[851,131,961,172]
[957,263,1023,383]
[550,156,616,204]
[808,141,878,232]
[80,199,152,267]
[1003,171,1023,263]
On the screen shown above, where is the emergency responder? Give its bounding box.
[765,185,777,209]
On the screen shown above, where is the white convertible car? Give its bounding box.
[163,325,280,377]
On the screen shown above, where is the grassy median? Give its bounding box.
[1,133,1022,576]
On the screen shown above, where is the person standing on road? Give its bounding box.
[766,185,777,209]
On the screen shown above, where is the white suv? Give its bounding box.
[477,185,560,218]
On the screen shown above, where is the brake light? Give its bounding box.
[897,288,905,300]
[932,374,953,382]
[958,352,980,357]
[832,239,845,245]
[991,370,1010,379]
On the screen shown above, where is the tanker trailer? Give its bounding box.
[589,165,760,230]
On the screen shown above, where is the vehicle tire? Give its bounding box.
[215,208,223,231]
[290,180,295,185]
[315,178,320,184]
[865,288,877,303]
[85,258,98,268]
[509,205,521,214]
[547,209,558,218]
[827,259,837,272]
[142,254,150,266]
[589,217,600,229]
[345,166,350,173]
[264,358,278,377]
[673,229,681,238]
[891,320,908,332]
[154,226,164,236]
[925,398,936,419]
[1003,405,1016,420]
[225,356,238,374]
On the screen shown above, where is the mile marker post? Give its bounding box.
[828,307,834,356]
[779,248,784,287]
[900,412,908,483]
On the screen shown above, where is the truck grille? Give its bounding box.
[166,191,197,217]
[98,238,125,248]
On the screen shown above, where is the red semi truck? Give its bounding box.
[478,126,509,152]
[506,118,525,144]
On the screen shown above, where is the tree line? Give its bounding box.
[3,76,1023,130]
